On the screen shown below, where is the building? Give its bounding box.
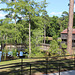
[1,44,26,51]
[61,29,75,47]
[40,37,53,51]
[40,43,50,51]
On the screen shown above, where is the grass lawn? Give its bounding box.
[0,58,44,65]
[0,56,75,75]
[0,58,46,75]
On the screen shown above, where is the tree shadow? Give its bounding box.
[0,57,74,75]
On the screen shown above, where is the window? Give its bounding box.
[62,39,67,42]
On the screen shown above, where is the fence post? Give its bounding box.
[30,63,31,75]
[21,58,23,75]
[58,63,60,75]
[74,54,75,69]
[46,57,48,75]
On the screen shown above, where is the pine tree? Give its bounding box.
[67,0,74,54]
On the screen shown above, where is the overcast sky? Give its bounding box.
[0,0,75,19]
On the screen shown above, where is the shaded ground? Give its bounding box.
[0,55,75,75]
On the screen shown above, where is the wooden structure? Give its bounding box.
[40,37,53,51]
[61,29,75,47]
[43,37,53,44]
[40,43,50,51]
[2,44,26,51]
[44,37,53,40]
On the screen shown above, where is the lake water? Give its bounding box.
[0,51,24,62]
[0,51,2,62]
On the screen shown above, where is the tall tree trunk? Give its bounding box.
[15,0,16,26]
[15,0,17,49]
[44,24,46,44]
[29,0,31,57]
[15,0,16,34]
[67,0,74,54]
[29,15,31,57]
[6,36,7,60]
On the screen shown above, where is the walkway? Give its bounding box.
[44,70,75,75]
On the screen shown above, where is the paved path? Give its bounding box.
[43,70,75,75]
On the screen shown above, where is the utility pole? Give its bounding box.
[67,0,74,54]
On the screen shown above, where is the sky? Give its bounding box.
[0,0,75,19]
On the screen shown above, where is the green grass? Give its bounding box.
[0,58,45,65]
[0,58,46,75]
[0,57,75,75]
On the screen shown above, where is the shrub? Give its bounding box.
[61,43,67,55]
[12,49,17,58]
[49,40,62,56]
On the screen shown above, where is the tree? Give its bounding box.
[17,0,47,56]
[57,11,69,37]
[61,11,69,30]
[42,15,50,44]
[49,40,61,56]
[0,0,22,44]
[0,0,47,57]
[67,0,74,54]
[47,16,60,37]
[73,12,75,28]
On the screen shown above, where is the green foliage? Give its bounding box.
[12,49,17,58]
[61,43,67,49]
[57,39,62,43]
[46,11,69,37]
[31,52,44,57]
[49,40,62,56]
[73,12,75,28]
[48,16,60,36]
[30,47,45,57]
[61,43,67,55]
[2,49,9,60]
[53,35,58,40]
[0,0,75,57]
[57,39,62,45]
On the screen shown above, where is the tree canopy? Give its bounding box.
[0,0,75,56]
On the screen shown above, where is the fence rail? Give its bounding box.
[0,54,75,75]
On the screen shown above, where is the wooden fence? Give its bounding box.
[0,54,75,75]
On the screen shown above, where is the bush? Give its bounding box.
[2,49,9,60]
[30,52,44,57]
[49,40,62,56]
[12,49,17,58]
[61,43,67,55]
[30,46,45,57]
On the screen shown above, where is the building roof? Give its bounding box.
[61,29,75,34]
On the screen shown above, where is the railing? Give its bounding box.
[0,54,75,75]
